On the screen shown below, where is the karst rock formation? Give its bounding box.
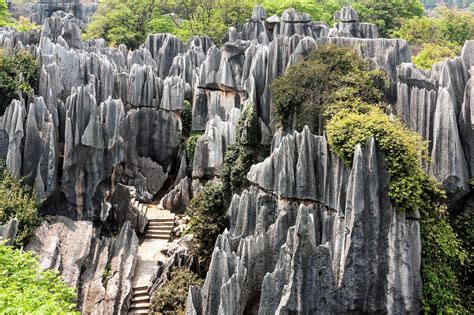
[0,5,472,314]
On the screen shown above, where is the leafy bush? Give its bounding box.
[181,100,193,140]
[185,132,203,177]
[186,182,228,270]
[272,44,386,134]
[412,43,459,70]
[420,206,468,314]
[0,49,38,114]
[222,103,269,199]
[326,106,443,214]
[0,243,77,314]
[150,268,203,314]
[0,163,41,247]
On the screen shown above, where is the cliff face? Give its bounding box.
[0,5,472,314]
[397,42,474,205]
[187,129,421,314]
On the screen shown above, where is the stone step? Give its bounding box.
[147,232,170,238]
[148,218,174,223]
[131,295,149,303]
[129,302,150,311]
[146,235,170,240]
[132,286,147,295]
[148,221,174,226]
[148,225,173,230]
[128,310,148,315]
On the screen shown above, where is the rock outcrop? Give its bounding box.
[1,5,472,314]
[188,129,421,314]
[0,219,19,246]
[25,216,139,314]
[396,41,474,205]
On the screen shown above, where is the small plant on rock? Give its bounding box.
[149,268,203,315]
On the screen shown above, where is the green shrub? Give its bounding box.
[181,100,193,140]
[420,206,468,314]
[150,268,203,315]
[412,43,459,70]
[326,106,443,214]
[0,162,41,247]
[0,243,78,314]
[0,49,38,114]
[222,103,269,199]
[186,183,228,270]
[271,44,386,134]
[185,132,203,177]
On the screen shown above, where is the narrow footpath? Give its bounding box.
[128,204,175,314]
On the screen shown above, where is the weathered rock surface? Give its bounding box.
[189,129,422,314]
[1,5,473,314]
[25,216,93,288]
[0,219,19,246]
[25,216,139,314]
[161,177,193,214]
[80,221,139,314]
[396,41,474,205]
[148,235,200,297]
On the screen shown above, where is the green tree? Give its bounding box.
[353,0,424,37]
[271,44,386,134]
[0,243,77,314]
[0,1,10,27]
[412,43,458,69]
[85,0,160,49]
[0,49,38,115]
[0,162,41,247]
[396,7,474,69]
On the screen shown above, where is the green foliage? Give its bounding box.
[185,132,203,177]
[85,0,159,49]
[412,43,459,70]
[353,0,424,37]
[0,243,77,314]
[420,206,468,314]
[0,163,41,247]
[149,268,203,314]
[101,263,112,285]
[181,100,193,139]
[0,49,38,115]
[9,17,41,32]
[222,103,268,199]
[396,7,474,69]
[0,1,10,27]
[162,0,256,42]
[186,182,228,270]
[453,209,474,312]
[260,0,344,25]
[272,44,386,134]
[326,106,444,214]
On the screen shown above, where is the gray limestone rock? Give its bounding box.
[192,116,236,179]
[161,177,193,214]
[0,219,19,246]
[189,131,422,314]
[26,216,93,288]
[80,221,138,314]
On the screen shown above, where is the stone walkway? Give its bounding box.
[128,204,175,314]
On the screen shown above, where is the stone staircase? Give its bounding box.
[128,206,175,314]
[128,286,150,314]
